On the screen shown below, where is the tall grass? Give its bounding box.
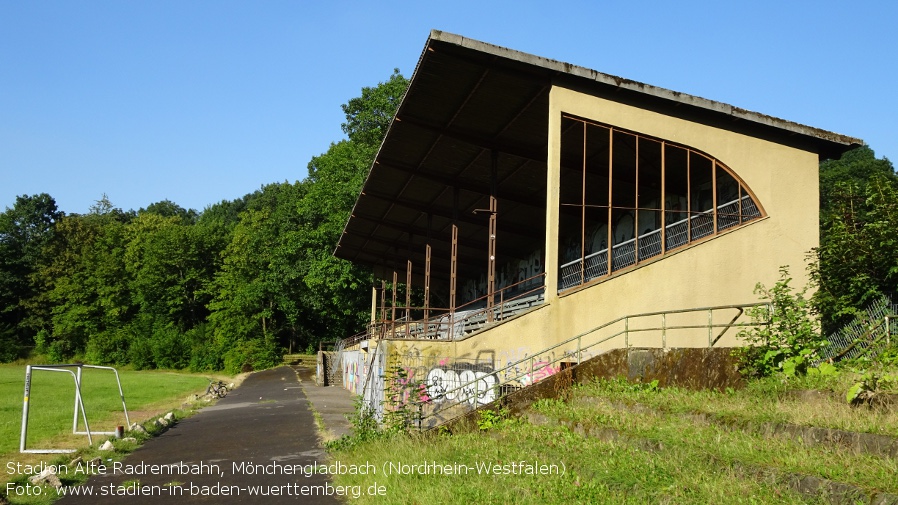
[327,374,898,503]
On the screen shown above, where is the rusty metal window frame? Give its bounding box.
[558,114,766,293]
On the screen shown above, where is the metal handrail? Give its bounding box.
[357,272,547,342]
[408,302,769,428]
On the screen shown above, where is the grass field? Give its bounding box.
[327,373,898,504]
[0,364,212,461]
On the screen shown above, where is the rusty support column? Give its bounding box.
[379,280,386,338]
[450,225,458,314]
[607,128,613,276]
[370,285,377,338]
[424,244,431,333]
[712,161,718,234]
[391,271,397,338]
[405,260,412,337]
[487,151,498,322]
[581,121,587,284]
[450,187,459,337]
[661,142,666,253]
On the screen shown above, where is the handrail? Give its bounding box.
[559,195,758,272]
[406,302,769,428]
[350,272,547,342]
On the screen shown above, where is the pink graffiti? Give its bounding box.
[518,360,559,386]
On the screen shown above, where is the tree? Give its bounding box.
[341,68,408,146]
[296,70,410,344]
[139,199,198,224]
[29,197,133,362]
[0,194,62,359]
[812,147,898,333]
[820,146,897,218]
[206,182,308,372]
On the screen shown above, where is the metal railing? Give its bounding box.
[344,273,546,345]
[402,302,768,429]
[559,195,762,291]
[816,295,896,363]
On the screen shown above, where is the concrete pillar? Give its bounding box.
[544,86,561,302]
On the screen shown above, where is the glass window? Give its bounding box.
[558,115,764,292]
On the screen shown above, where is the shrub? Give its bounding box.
[737,266,827,377]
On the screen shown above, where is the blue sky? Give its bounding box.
[2,1,895,214]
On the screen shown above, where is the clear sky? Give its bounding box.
[2,1,895,214]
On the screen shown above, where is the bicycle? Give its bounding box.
[206,380,229,398]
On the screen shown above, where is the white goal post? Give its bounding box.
[20,364,131,454]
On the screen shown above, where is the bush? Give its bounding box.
[85,328,130,365]
[223,337,282,374]
[737,266,827,378]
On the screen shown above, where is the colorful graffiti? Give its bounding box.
[499,348,568,386]
[517,360,559,386]
[341,350,365,394]
[424,366,497,406]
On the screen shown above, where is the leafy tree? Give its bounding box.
[30,197,133,361]
[820,146,897,218]
[812,147,898,333]
[206,182,307,371]
[296,70,410,344]
[0,193,62,359]
[341,68,408,146]
[139,199,198,224]
[125,213,216,330]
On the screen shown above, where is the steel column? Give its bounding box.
[405,260,412,338]
[424,244,431,330]
[391,271,398,338]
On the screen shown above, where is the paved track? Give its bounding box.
[56,366,342,504]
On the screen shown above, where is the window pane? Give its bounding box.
[585,123,610,207]
[637,138,662,210]
[637,210,662,261]
[717,165,740,230]
[559,117,584,207]
[611,209,636,272]
[664,145,688,251]
[584,206,610,282]
[690,153,714,240]
[612,131,637,210]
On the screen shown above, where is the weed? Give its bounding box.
[736,266,827,378]
[476,407,510,431]
[846,371,898,404]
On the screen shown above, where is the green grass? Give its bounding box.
[329,421,812,504]
[0,364,210,458]
[327,374,898,504]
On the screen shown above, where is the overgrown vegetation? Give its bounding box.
[0,71,408,373]
[736,266,827,378]
[325,369,898,504]
[813,146,898,334]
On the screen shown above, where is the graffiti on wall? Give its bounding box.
[462,249,543,303]
[370,340,585,427]
[424,363,498,406]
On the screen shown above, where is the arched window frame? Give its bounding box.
[558,114,766,292]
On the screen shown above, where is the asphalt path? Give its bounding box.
[56,366,342,504]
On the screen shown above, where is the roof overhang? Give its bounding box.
[335,30,863,282]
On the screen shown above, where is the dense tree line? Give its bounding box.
[812,146,898,333]
[0,70,408,372]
